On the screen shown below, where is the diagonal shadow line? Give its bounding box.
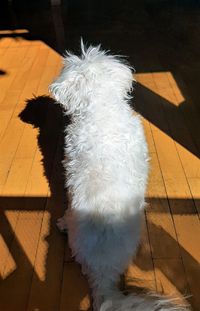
[133,83,200,159]
[0,201,52,309]
[0,196,199,215]
[136,222,200,310]
[0,209,42,278]
[148,197,200,216]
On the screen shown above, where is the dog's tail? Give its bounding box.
[92,282,190,311]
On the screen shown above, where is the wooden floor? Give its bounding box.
[0,1,200,311]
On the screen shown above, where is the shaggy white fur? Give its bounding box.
[49,43,189,311]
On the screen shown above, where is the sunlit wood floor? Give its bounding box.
[0,27,200,311]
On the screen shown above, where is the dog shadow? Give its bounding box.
[19,95,92,310]
[19,95,66,196]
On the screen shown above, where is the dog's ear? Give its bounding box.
[49,79,69,106]
[49,73,78,114]
[49,73,91,114]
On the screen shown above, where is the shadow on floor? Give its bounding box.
[133,82,200,159]
[0,70,6,76]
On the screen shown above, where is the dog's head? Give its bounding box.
[49,41,134,114]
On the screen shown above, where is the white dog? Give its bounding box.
[49,43,189,311]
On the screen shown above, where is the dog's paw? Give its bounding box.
[56,216,68,234]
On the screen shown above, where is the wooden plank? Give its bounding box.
[8,45,40,93]
[37,64,60,96]
[178,241,200,310]
[168,72,200,154]
[187,177,200,215]
[146,153,180,259]
[0,118,25,193]
[0,46,28,70]
[154,258,190,302]
[152,72,200,178]
[0,37,13,48]
[0,68,18,103]
[125,220,156,292]
[166,72,185,106]
[60,263,91,311]
[142,117,156,154]
[45,46,62,69]
[15,124,38,159]
[0,91,21,139]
